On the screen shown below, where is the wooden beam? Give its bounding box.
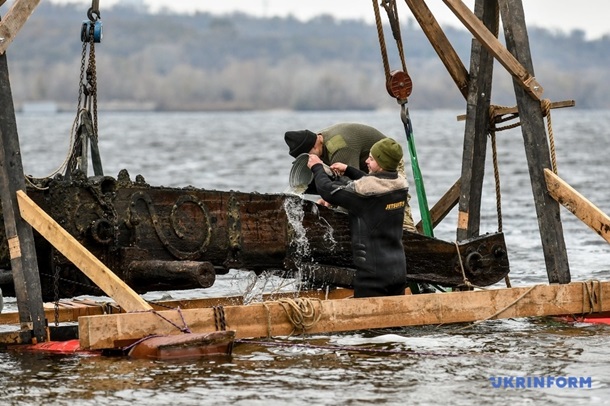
[0,289,354,326]
[544,169,610,243]
[456,0,496,241]
[443,0,543,100]
[0,42,46,342]
[416,178,460,233]
[457,100,576,121]
[500,0,570,284]
[404,0,470,99]
[78,281,610,349]
[16,190,153,313]
[0,0,40,55]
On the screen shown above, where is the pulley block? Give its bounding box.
[386,70,412,100]
[81,20,103,43]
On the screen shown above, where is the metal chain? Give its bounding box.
[42,271,103,294]
[86,23,99,141]
[68,15,99,176]
[53,266,60,326]
[67,40,90,176]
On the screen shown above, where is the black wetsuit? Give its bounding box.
[311,164,408,298]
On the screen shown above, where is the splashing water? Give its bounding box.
[283,195,311,259]
[284,184,308,195]
[317,214,337,252]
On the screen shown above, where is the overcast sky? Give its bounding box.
[47,0,610,39]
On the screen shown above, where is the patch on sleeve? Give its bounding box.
[325,134,348,155]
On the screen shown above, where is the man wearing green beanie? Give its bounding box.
[306,138,408,298]
[284,122,416,232]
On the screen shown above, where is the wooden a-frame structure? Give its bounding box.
[405,0,576,284]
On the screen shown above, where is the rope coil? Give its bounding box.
[262,297,324,337]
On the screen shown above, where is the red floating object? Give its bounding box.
[128,330,235,360]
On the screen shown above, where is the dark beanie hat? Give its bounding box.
[284,130,317,158]
[370,138,403,171]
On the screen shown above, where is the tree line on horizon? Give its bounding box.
[5,2,610,111]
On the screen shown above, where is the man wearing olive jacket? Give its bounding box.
[285,122,416,232]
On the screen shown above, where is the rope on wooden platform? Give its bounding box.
[264,297,323,337]
[146,307,192,334]
[213,305,227,331]
[454,285,538,332]
[582,279,602,314]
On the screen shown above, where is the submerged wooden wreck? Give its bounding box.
[1,0,610,358]
[0,170,509,300]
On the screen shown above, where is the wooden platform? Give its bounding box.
[77,281,609,350]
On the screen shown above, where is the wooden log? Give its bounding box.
[404,0,469,99]
[0,0,40,55]
[16,190,152,312]
[544,169,610,243]
[443,0,543,100]
[78,281,610,350]
[500,0,570,284]
[126,260,216,292]
[0,43,45,342]
[457,0,496,241]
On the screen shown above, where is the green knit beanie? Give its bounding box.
[370,138,403,171]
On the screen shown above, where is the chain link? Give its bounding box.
[53,266,60,326]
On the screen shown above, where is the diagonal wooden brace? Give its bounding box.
[0,0,40,55]
[443,0,543,100]
[16,190,152,312]
[545,169,610,244]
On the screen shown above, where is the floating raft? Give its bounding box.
[76,281,609,350]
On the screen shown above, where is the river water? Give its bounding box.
[1,109,610,405]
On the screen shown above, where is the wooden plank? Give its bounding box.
[457,100,576,121]
[456,0,496,241]
[0,42,46,341]
[500,0,570,284]
[0,330,29,346]
[404,0,469,99]
[443,0,543,100]
[79,281,610,349]
[0,288,354,326]
[0,0,40,55]
[416,178,460,233]
[544,169,610,243]
[16,190,153,312]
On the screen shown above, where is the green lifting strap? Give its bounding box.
[401,104,433,237]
